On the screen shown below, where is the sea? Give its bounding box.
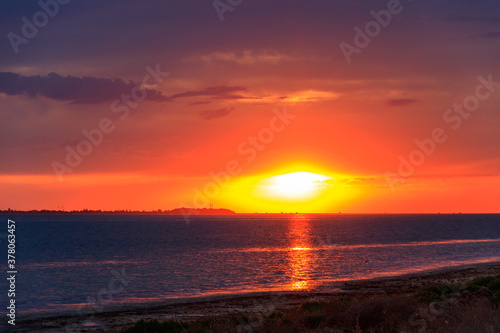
[2,213,500,319]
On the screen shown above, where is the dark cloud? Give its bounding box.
[470,31,500,39]
[387,98,417,107]
[0,72,168,104]
[0,71,255,108]
[170,86,248,100]
[199,107,234,120]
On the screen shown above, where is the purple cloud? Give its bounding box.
[199,107,234,120]
[170,86,247,100]
[0,72,168,104]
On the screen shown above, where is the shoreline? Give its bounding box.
[11,261,500,332]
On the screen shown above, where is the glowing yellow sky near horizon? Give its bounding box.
[255,171,332,201]
[1,170,500,212]
[218,165,362,213]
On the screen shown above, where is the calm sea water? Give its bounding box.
[3,214,500,317]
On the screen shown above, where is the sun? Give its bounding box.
[218,165,361,212]
[256,171,332,201]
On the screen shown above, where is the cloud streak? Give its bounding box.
[0,72,168,104]
[0,72,255,106]
[199,107,234,120]
[186,51,297,65]
[169,86,248,101]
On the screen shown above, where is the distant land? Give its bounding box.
[0,208,236,215]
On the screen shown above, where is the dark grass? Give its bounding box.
[122,273,500,333]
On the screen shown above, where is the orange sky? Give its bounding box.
[0,1,499,212]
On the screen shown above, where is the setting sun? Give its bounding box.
[256,172,332,200]
[216,165,362,213]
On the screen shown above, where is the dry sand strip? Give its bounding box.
[10,263,500,332]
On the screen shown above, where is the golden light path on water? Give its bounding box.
[287,214,315,290]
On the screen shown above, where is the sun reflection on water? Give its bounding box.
[287,214,315,290]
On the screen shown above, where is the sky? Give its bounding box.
[0,0,499,213]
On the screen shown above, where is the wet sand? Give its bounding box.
[11,262,500,332]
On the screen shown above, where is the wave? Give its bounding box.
[216,238,500,253]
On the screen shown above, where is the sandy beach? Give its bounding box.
[12,262,500,332]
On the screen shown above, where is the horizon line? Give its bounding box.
[1,209,499,215]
